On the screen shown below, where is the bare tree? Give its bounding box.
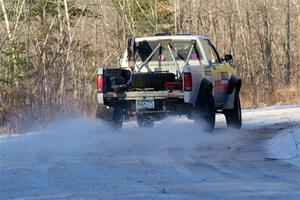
[285,0,291,85]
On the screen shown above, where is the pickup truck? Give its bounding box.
[96,34,242,132]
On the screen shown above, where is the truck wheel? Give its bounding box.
[137,115,154,128]
[193,90,216,132]
[202,92,216,132]
[96,104,123,130]
[224,92,242,129]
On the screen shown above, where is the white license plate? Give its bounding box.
[136,99,155,110]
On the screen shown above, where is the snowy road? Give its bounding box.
[1,105,300,200]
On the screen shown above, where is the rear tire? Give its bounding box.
[224,92,242,129]
[96,104,123,130]
[193,90,216,132]
[137,115,154,128]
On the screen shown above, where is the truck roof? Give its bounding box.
[135,35,209,42]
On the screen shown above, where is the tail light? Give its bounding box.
[96,74,103,92]
[184,72,192,91]
[164,81,182,90]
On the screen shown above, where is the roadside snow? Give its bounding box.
[267,127,300,167]
[249,105,300,167]
[241,104,300,129]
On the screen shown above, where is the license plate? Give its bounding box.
[136,99,155,110]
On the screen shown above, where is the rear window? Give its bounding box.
[135,40,203,65]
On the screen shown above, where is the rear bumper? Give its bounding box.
[97,90,184,104]
[97,90,187,115]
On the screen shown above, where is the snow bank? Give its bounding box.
[242,104,300,129]
[267,127,300,167]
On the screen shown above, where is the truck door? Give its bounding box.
[202,39,232,107]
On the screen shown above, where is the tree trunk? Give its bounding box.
[285,0,291,85]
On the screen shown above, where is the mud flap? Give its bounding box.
[224,76,241,109]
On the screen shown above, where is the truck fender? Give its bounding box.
[224,76,241,109]
[228,75,241,94]
[195,78,213,106]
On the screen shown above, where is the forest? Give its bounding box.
[0,0,299,132]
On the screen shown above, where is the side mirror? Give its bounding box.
[224,54,233,63]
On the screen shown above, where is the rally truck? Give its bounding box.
[96,34,242,131]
